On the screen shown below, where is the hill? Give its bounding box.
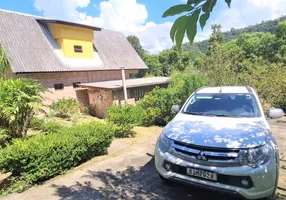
[182,15,286,53]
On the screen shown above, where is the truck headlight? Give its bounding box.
[238,142,274,168]
[157,132,171,153]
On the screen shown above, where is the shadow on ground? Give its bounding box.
[52,157,246,200]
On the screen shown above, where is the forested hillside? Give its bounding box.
[183,15,286,53]
[127,18,286,118]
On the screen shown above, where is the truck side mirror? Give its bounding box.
[267,108,284,119]
[171,105,180,113]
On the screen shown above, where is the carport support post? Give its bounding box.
[121,67,128,104]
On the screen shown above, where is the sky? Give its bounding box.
[1,0,286,54]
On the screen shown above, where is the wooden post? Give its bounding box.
[121,67,128,104]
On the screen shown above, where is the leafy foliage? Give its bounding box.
[183,15,286,54]
[193,26,286,110]
[0,123,114,185]
[0,44,9,78]
[139,73,206,125]
[127,35,146,59]
[164,0,231,47]
[107,105,146,137]
[50,98,81,118]
[39,121,65,134]
[0,78,45,139]
[29,117,45,131]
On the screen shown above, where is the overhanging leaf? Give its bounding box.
[225,0,231,8]
[170,15,188,43]
[194,0,205,6]
[174,16,188,48]
[202,1,210,12]
[209,0,217,12]
[199,12,210,30]
[162,4,194,18]
[202,0,217,13]
[186,8,201,44]
[187,0,195,4]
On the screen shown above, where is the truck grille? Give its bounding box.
[170,141,240,167]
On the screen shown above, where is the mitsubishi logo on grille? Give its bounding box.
[197,151,207,161]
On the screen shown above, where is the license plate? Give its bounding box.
[186,168,217,181]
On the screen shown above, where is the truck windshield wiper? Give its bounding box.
[184,112,203,116]
[212,114,233,117]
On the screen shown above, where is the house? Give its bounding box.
[0,9,169,118]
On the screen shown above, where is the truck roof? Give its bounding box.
[196,86,252,94]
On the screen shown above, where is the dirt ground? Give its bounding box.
[269,118,286,199]
[1,119,286,200]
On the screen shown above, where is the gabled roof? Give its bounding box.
[93,30,147,70]
[37,19,102,31]
[0,9,147,73]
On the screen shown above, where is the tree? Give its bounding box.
[127,35,146,58]
[0,78,45,139]
[0,44,10,78]
[158,48,193,76]
[209,24,224,52]
[275,21,286,64]
[182,16,286,54]
[163,0,232,47]
[144,54,163,76]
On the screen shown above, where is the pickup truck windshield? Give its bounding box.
[183,93,261,118]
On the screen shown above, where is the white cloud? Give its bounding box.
[33,0,286,53]
[196,0,286,41]
[33,0,173,54]
[34,0,90,21]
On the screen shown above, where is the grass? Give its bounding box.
[27,114,105,137]
[49,114,104,126]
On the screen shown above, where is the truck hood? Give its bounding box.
[164,113,269,149]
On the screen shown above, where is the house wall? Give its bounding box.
[87,88,114,118]
[50,24,94,58]
[22,70,138,105]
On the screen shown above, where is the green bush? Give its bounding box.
[107,73,206,129]
[107,105,146,137]
[0,78,45,139]
[30,118,45,130]
[0,123,114,183]
[0,128,11,147]
[140,72,206,125]
[50,98,81,118]
[40,121,64,134]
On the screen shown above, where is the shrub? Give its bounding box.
[50,98,81,118]
[80,104,96,116]
[30,118,45,130]
[140,72,206,125]
[107,105,146,137]
[0,128,11,147]
[0,123,114,184]
[107,73,206,129]
[40,121,64,134]
[0,78,45,139]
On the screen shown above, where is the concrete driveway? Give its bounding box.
[2,120,286,200]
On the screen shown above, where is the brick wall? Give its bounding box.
[23,70,138,105]
[87,88,113,118]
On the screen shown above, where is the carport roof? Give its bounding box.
[79,77,169,90]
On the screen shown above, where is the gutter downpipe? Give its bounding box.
[121,67,128,104]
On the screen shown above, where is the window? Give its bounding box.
[134,89,144,101]
[74,45,83,53]
[54,83,64,90]
[183,93,261,118]
[73,82,81,88]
